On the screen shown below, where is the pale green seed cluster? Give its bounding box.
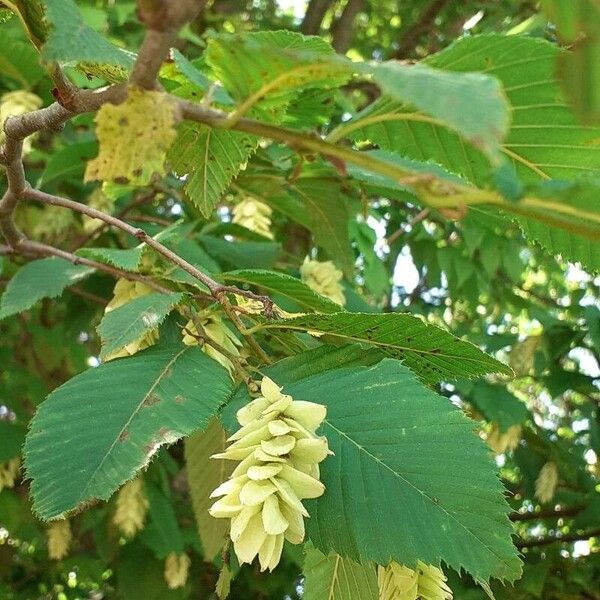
[47,520,72,561]
[0,457,20,492]
[182,313,242,375]
[112,477,148,538]
[164,552,191,589]
[300,257,345,306]
[209,376,329,571]
[535,461,559,504]
[232,197,274,239]
[378,560,453,600]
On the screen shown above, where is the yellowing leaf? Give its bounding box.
[85,87,176,186]
[185,419,234,560]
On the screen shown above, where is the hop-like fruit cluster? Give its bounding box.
[209,376,329,571]
[112,477,148,538]
[104,279,158,360]
[232,197,274,239]
[82,188,116,233]
[300,257,345,306]
[509,335,540,377]
[164,552,191,589]
[47,520,72,560]
[378,561,453,600]
[485,423,521,454]
[182,313,242,375]
[0,457,20,492]
[535,461,559,504]
[0,90,43,153]
[33,205,79,243]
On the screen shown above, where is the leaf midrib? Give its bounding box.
[77,348,188,503]
[322,418,514,572]
[258,321,504,372]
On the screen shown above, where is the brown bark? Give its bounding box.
[301,0,335,35]
[331,0,364,54]
[392,0,452,59]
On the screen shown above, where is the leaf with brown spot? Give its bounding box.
[24,345,234,520]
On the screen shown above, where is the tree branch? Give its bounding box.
[331,0,364,54]
[22,186,241,297]
[392,0,452,59]
[510,504,587,522]
[130,0,206,89]
[516,527,600,549]
[300,0,336,35]
[14,238,172,295]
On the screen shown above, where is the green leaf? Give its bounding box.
[169,122,258,217]
[97,292,183,360]
[254,313,511,382]
[220,269,341,313]
[208,32,508,159]
[516,178,600,273]
[24,344,234,520]
[140,482,184,558]
[38,141,97,187]
[168,48,233,106]
[236,167,354,272]
[237,168,312,228]
[289,360,520,582]
[0,258,94,320]
[468,382,529,431]
[206,30,342,119]
[0,421,27,462]
[303,543,378,600]
[184,418,233,560]
[361,61,509,161]
[346,35,600,270]
[543,0,600,124]
[200,235,281,270]
[76,246,144,272]
[348,35,600,184]
[215,564,232,599]
[0,35,46,87]
[289,173,354,277]
[41,0,133,71]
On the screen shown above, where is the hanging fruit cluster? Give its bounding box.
[209,376,330,571]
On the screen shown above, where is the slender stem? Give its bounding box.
[15,239,172,294]
[219,300,273,365]
[510,504,586,522]
[23,187,221,294]
[386,208,429,245]
[183,307,250,382]
[68,286,109,306]
[326,112,444,144]
[179,101,443,188]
